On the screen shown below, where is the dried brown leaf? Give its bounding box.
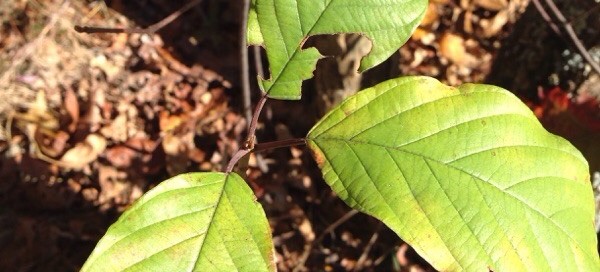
[105,145,137,169]
[475,0,507,11]
[480,10,509,37]
[60,134,106,170]
[439,32,467,63]
[420,3,439,27]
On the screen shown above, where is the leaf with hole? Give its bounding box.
[306,76,600,271]
[250,0,427,100]
[82,172,275,272]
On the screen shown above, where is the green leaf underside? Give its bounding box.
[82,173,274,272]
[247,0,263,45]
[306,76,599,271]
[252,0,427,100]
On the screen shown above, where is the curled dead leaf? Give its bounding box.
[36,130,69,158]
[60,134,106,170]
[480,10,508,37]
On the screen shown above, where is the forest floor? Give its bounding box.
[0,0,598,271]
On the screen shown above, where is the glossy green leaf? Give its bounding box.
[82,172,275,272]
[251,0,427,100]
[306,76,600,271]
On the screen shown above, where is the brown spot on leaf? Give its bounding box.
[307,142,326,168]
[343,108,352,117]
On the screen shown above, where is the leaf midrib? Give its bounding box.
[193,174,230,269]
[262,0,334,96]
[311,86,519,139]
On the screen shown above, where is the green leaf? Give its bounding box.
[82,172,275,272]
[247,0,263,45]
[306,76,600,271]
[253,0,427,100]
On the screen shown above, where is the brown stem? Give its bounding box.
[224,138,305,173]
[74,25,133,34]
[224,94,268,173]
[246,93,268,148]
[225,148,251,173]
[254,138,306,152]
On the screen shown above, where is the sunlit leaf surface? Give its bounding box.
[82,172,275,272]
[307,76,599,271]
[249,0,427,100]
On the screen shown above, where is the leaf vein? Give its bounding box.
[313,138,596,264]
[423,158,492,266]
[193,174,230,270]
[384,148,465,270]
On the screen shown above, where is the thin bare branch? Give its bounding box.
[246,94,268,147]
[241,0,253,127]
[294,209,360,271]
[534,0,600,75]
[224,93,268,173]
[531,0,562,35]
[354,223,382,271]
[75,0,203,35]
